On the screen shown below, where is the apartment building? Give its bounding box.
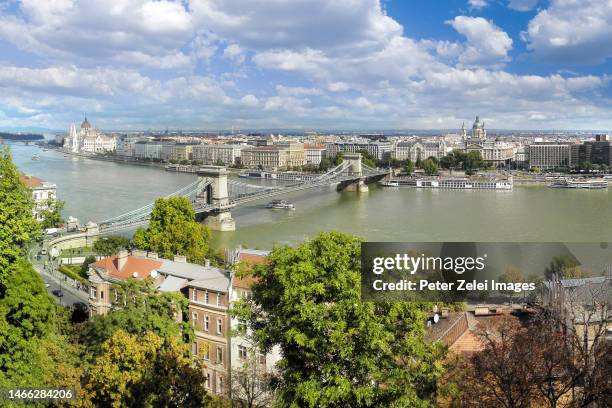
[192,144,243,165]
[304,144,326,165]
[134,141,163,160]
[172,144,195,162]
[325,141,392,161]
[87,249,281,398]
[20,174,57,222]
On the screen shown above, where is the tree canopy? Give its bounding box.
[234,232,445,407]
[0,147,40,275]
[132,197,211,264]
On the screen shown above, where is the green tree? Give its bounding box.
[81,330,211,408]
[81,254,98,278]
[132,197,211,264]
[77,279,193,360]
[234,232,445,407]
[0,146,40,275]
[39,198,65,229]
[357,149,378,168]
[332,152,344,166]
[404,159,415,176]
[93,235,131,258]
[422,158,439,175]
[318,157,332,171]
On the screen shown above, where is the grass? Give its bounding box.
[60,246,94,258]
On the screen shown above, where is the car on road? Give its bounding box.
[44,281,50,288]
[40,248,47,255]
[51,289,64,298]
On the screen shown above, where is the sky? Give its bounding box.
[0,0,611,131]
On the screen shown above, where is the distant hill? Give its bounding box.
[0,132,44,141]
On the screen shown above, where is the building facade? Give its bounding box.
[528,142,574,169]
[192,144,243,165]
[20,175,57,221]
[326,141,392,161]
[392,140,447,162]
[463,117,515,166]
[571,134,612,167]
[304,144,326,165]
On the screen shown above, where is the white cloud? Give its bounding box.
[0,0,194,68]
[447,16,513,66]
[508,0,538,11]
[469,0,488,9]
[223,44,245,64]
[523,0,612,64]
[190,0,402,56]
[0,0,610,130]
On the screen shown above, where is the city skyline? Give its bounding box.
[0,0,611,131]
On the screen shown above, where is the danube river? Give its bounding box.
[8,142,612,250]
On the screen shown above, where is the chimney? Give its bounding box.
[174,254,187,263]
[132,249,147,258]
[205,259,211,268]
[117,250,128,271]
[147,252,158,260]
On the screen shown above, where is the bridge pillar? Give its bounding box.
[340,153,368,193]
[196,166,236,232]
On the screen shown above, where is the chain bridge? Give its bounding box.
[98,153,387,232]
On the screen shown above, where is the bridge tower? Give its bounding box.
[341,153,369,192]
[196,166,236,231]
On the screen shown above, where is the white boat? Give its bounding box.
[549,178,608,189]
[266,200,295,210]
[31,154,40,160]
[380,180,399,187]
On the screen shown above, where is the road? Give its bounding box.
[28,243,89,308]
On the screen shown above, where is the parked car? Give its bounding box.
[51,289,63,297]
[44,281,50,288]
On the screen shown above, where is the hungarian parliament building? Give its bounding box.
[63,117,116,154]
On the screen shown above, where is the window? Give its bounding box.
[192,312,198,327]
[237,319,247,333]
[258,351,266,365]
[204,316,209,331]
[218,376,224,393]
[238,345,247,360]
[204,291,209,304]
[216,293,221,306]
[100,290,104,300]
[216,347,223,365]
[216,318,222,335]
[203,344,210,360]
[192,342,198,355]
[90,287,97,299]
[205,373,211,389]
[192,288,197,301]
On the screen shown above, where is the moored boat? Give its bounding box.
[548,178,608,189]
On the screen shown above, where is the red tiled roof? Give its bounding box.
[93,255,162,280]
[237,253,267,265]
[20,175,43,188]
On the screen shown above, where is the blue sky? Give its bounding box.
[0,0,610,131]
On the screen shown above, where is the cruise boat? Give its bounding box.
[380,180,399,187]
[266,199,295,210]
[548,178,608,189]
